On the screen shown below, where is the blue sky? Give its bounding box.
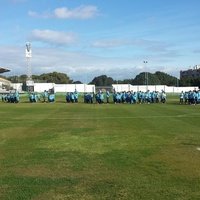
[0,0,200,82]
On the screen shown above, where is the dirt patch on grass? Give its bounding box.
[14,165,74,178]
[0,152,5,160]
[0,127,42,140]
[147,145,200,178]
[32,189,94,200]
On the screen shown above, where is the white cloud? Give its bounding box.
[0,45,145,81]
[92,38,171,52]
[30,29,77,45]
[28,11,51,18]
[28,11,39,18]
[28,5,99,20]
[0,45,181,82]
[92,39,127,48]
[54,5,98,19]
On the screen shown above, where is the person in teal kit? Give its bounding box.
[106,90,110,103]
[29,92,34,102]
[145,90,151,103]
[121,91,126,103]
[43,90,48,102]
[14,90,19,103]
[193,90,197,104]
[161,90,167,103]
[100,91,104,103]
[179,91,184,104]
[113,91,117,103]
[116,92,122,103]
[48,93,55,102]
[70,92,74,103]
[74,89,79,103]
[197,90,200,104]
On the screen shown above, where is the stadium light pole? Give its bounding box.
[25,42,34,92]
[143,61,148,89]
[25,42,32,81]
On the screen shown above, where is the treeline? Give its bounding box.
[1,71,200,86]
[179,77,200,87]
[89,72,200,86]
[5,72,74,84]
[89,72,179,86]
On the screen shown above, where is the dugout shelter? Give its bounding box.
[0,67,10,74]
[0,67,11,92]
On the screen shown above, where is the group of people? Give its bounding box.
[66,90,79,103]
[84,93,94,104]
[84,90,167,104]
[1,90,20,103]
[179,90,200,105]
[3,89,200,105]
[29,90,55,103]
[112,90,167,104]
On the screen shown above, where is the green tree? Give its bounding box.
[116,71,178,86]
[131,72,161,85]
[180,77,200,87]
[154,71,178,86]
[6,76,20,83]
[73,81,82,84]
[18,75,27,83]
[38,72,73,84]
[89,75,114,86]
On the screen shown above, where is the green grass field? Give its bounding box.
[0,96,200,200]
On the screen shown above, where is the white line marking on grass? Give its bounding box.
[1,113,200,122]
[197,147,200,151]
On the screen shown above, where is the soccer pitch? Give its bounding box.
[0,97,200,200]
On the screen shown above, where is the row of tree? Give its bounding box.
[4,72,74,84]
[89,72,179,86]
[1,71,200,87]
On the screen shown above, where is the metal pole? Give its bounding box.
[27,57,32,81]
[143,61,148,89]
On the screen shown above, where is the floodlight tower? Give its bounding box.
[25,42,34,91]
[25,42,32,80]
[143,60,148,89]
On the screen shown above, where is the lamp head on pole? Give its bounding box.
[25,42,32,58]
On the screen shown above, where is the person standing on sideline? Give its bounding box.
[179,91,184,104]
[106,90,110,103]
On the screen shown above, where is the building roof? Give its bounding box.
[0,67,10,74]
[0,77,11,83]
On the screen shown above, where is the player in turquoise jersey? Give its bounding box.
[74,90,78,103]
[196,90,200,104]
[179,91,184,104]
[106,90,110,103]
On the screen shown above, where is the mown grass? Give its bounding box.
[0,95,200,200]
